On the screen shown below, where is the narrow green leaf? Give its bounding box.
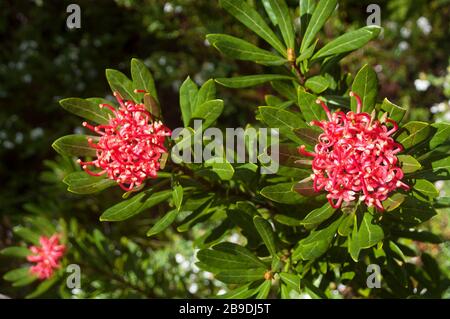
[146,209,180,237]
[380,98,407,123]
[312,26,381,60]
[179,76,198,127]
[255,280,272,299]
[207,34,287,66]
[253,216,277,256]
[351,64,378,113]
[216,74,293,88]
[105,69,139,102]
[396,121,431,149]
[216,268,266,284]
[59,98,112,124]
[63,172,116,194]
[13,226,40,245]
[260,182,304,204]
[299,0,316,36]
[300,0,337,53]
[214,242,267,268]
[304,75,329,93]
[192,99,224,128]
[301,202,336,230]
[3,268,30,282]
[267,0,295,49]
[279,272,301,292]
[26,275,59,299]
[397,155,422,173]
[52,135,97,157]
[220,0,286,56]
[298,89,326,122]
[172,185,183,211]
[259,106,307,143]
[196,79,216,106]
[0,246,30,258]
[131,58,158,102]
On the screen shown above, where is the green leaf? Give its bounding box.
[382,193,407,211]
[179,76,198,127]
[255,280,272,299]
[397,155,422,173]
[52,135,97,157]
[293,177,316,197]
[348,212,384,262]
[389,241,406,262]
[392,229,442,244]
[260,182,304,204]
[279,272,301,292]
[301,202,336,230]
[298,89,326,122]
[351,64,378,113]
[207,34,287,66]
[26,275,59,299]
[338,212,355,237]
[300,0,337,53]
[197,249,263,270]
[253,216,277,257]
[429,122,450,149]
[192,99,224,128]
[12,274,38,287]
[13,226,40,245]
[312,26,381,60]
[3,268,30,282]
[218,283,259,299]
[131,58,158,103]
[216,74,293,88]
[396,121,431,149]
[214,242,267,268]
[259,106,306,143]
[146,209,180,237]
[196,79,216,106]
[413,179,439,199]
[292,214,343,261]
[267,0,295,49]
[172,185,183,211]
[59,98,112,124]
[205,158,235,180]
[0,246,30,258]
[293,128,320,146]
[299,0,316,36]
[216,268,266,284]
[380,98,407,123]
[219,0,286,56]
[105,69,139,102]
[296,39,317,63]
[63,172,116,194]
[304,75,329,94]
[100,190,172,221]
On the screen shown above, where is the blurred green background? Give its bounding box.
[0,0,449,298]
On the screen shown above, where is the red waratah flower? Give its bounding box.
[298,92,410,211]
[78,91,172,191]
[27,234,65,280]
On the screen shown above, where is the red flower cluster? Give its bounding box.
[79,92,171,191]
[299,92,409,211]
[27,235,65,280]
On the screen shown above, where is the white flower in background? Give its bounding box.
[414,79,430,91]
[398,41,409,52]
[417,17,432,35]
[400,27,411,38]
[163,2,174,13]
[188,283,198,294]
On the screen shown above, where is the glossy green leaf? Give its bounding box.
[105,69,139,102]
[299,0,316,36]
[348,212,384,262]
[3,268,30,282]
[351,64,378,113]
[216,268,266,284]
[52,134,97,157]
[300,0,337,53]
[13,226,40,245]
[219,0,286,56]
[146,209,180,237]
[260,182,304,204]
[298,89,326,122]
[397,155,422,173]
[301,202,336,230]
[130,58,158,102]
[197,249,262,270]
[179,76,198,127]
[380,98,407,123]
[304,75,329,93]
[267,0,295,49]
[205,158,235,180]
[218,283,259,299]
[312,26,381,60]
[279,272,301,292]
[396,121,431,149]
[255,280,272,299]
[196,79,216,106]
[63,172,116,194]
[413,179,439,199]
[207,34,287,66]
[253,216,277,256]
[429,122,450,149]
[172,185,183,211]
[100,190,172,221]
[26,275,59,299]
[0,246,30,258]
[382,193,407,211]
[214,242,267,268]
[259,106,306,143]
[59,98,112,124]
[192,99,224,128]
[216,74,293,88]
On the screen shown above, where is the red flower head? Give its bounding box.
[27,234,65,280]
[298,92,410,211]
[78,91,172,191]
